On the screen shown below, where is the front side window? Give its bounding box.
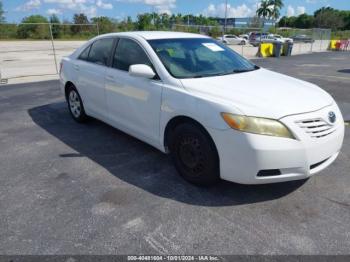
[88,38,114,66]
[148,38,258,79]
[113,38,152,71]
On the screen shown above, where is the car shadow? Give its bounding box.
[28,102,306,207]
[338,69,350,74]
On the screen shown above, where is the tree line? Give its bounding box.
[1,0,349,40]
[0,11,221,40]
[279,7,350,30]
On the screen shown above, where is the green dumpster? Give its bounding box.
[273,42,282,57]
[283,42,293,56]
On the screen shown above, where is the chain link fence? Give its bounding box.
[0,23,335,84]
[0,23,99,84]
[172,25,332,58]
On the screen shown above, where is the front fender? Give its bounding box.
[159,84,243,151]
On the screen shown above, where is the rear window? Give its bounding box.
[78,45,91,61]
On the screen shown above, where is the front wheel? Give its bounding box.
[170,123,220,186]
[67,85,88,123]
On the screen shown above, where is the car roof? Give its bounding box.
[97,31,210,40]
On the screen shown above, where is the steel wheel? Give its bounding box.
[170,122,219,186]
[177,135,205,175]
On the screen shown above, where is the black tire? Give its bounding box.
[241,40,246,45]
[170,122,220,186]
[66,85,88,123]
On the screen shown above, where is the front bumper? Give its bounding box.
[208,105,345,184]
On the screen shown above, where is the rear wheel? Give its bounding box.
[170,122,220,186]
[66,85,88,123]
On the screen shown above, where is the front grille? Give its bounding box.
[295,118,336,138]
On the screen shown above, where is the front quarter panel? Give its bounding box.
[159,83,243,151]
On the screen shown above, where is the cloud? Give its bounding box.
[44,0,88,10]
[296,6,306,15]
[286,5,295,17]
[15,0,41,11]
[42,0,113,17]
[96,0,113,9]
[47,8,62,14]
[287,5,306,17]
[202,3,254,18]
[117,0,176,14]
[305,0,329,4]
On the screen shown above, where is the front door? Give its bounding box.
[105,38,163,145]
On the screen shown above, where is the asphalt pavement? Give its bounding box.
[0,52,349,255]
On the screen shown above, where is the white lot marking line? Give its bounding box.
[297,64,330,67]
[298,73,350,81]
[329,57,347,60]
[144,235,169,254]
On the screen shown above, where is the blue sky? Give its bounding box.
[2,0,349,23]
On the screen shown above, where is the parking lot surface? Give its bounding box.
[0,52,349,255]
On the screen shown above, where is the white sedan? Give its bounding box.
[60,32,344,185]
[217,34,247,45]
[270,34,294,43]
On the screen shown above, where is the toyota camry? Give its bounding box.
[60,32,344,185]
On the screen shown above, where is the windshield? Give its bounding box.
[148,38,258,79]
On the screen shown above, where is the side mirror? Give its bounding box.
[129,64,156,79]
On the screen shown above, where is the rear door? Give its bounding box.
[74,38,115,119]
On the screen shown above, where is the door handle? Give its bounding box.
[74,65,80,71]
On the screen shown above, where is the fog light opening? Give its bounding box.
[257,169,282,177]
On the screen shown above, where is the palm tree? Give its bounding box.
[256,0,272,28]
[269,0,284,25]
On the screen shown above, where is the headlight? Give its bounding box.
[221,113,296,139]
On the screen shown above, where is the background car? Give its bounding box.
[239,34,249,40]
[270,34,293,43]
[249,32,283,47]
[217,34,248,45]
[292,34,315,43]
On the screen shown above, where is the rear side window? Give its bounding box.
[78,45,91,61]
[113,38,152,71]
[88,38,114,66]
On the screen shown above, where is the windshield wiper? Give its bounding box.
[233,65,260,74]
[192,73,226,78]
[191,66,260,78]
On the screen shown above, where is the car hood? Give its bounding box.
[180,68,333,119]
